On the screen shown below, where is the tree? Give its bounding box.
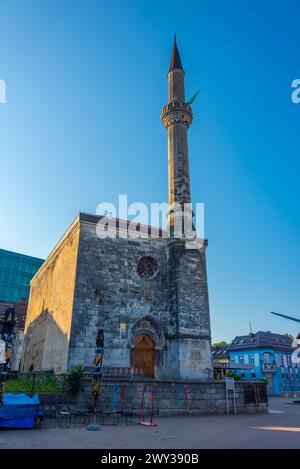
[212,341,228,348]
[63,365,84,395]
[284,333,295,340]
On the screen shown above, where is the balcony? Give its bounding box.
[262,363,277,373]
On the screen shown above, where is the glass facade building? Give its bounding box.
[0,249,44,303]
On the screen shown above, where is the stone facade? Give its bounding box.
[23,213,212,379]
[23,221,80,373]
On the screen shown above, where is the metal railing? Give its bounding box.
[242,382,268,405]
[262,363,277,372]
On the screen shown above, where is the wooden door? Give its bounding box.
[133,335,154,378]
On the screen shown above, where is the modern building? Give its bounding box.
[23,37,213,378]
[0,248,44,304]
[0,249,44,371]
[227,331,300,395]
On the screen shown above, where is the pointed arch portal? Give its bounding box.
[130,315,166,379]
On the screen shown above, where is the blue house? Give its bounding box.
[227,331,300,396]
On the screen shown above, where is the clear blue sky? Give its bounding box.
[0,0,299,342]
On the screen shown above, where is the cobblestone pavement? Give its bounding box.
[1,398,300,449]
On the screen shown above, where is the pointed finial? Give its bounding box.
[169,34,183,73]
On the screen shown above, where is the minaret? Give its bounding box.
[163,37,212,380]
[161,35,193,238]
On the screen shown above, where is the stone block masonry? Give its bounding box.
[23,219,80,373]
[75,373,268,417]
[23,211,213,380]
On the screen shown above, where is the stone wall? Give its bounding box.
[23,219,80,373]
[68,221,176,376]
[39,393,77,414]
[168,239,212,379]
[75,374,268,416]
[35,373,268,417]
[68,218,212,380]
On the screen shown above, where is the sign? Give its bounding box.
[225,377,235,391]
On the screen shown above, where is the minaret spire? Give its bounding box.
[161,36,193,238]
[169,34,184,72]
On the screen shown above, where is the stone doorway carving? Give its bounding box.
[133,334,155,378]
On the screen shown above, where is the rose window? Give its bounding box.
[137,256,158,280]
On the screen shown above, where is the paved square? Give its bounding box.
[1,398,300,449]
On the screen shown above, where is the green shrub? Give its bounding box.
[63,365,84,395]
[225,371,241,381]
[5,380,33,393]
[4,375,62,393]
[213,368,222,380]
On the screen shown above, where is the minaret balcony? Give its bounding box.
[161,100,193,129]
